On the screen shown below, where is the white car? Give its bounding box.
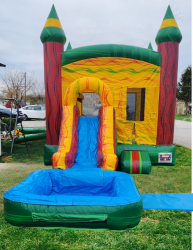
[20,105,46,120]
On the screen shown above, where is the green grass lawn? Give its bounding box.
[0,141,192,249]
[0,139,45,163]
[175,115,192,121]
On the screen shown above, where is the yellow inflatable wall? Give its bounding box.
[61,57,160,145]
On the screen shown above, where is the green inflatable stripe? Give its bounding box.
[62,67,160,74]
[61,44,161,67]
[32,213,108,223]
[130,151,132,174]
[139,151,142,174]
[4,198,142,230]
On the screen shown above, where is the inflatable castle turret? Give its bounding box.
[66,42,72,51]
[148,43,153,50]
[40,5,66,145]
[156,6,182,146]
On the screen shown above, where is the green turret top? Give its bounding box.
[148,43,153,50]
[155,5,182,45]
[66,42,72,50]
[40,5,66,44]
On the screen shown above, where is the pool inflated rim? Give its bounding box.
[4,169,143,230]
[4,198,143,230]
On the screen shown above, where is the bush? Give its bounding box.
[1,118,16,131]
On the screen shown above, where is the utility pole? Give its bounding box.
[0,63,6,156]
[25,72,26,106]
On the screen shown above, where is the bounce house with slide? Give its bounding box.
[42,5,181,170]
[5,5,192,231]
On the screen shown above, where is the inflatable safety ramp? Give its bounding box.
[4,169,143,230]
[119,150,152,174]
[52,105,118,171]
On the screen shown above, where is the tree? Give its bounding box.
[177,65,192,107]
[1,69,38,107]
[26,84,45,105]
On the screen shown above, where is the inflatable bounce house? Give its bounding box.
[5,5,192,231]
[41,5,182,170]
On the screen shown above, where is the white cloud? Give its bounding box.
[0,0,191,82]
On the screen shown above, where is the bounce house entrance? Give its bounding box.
[52,77,118,171]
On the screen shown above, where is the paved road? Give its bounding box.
[173,120,192,149]
[22,119,192,149]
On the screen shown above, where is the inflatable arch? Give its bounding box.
[52,77,118,171]
[63,77,113,107]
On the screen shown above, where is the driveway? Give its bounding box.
[173,120,192,149]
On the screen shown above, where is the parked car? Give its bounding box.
[19,105,46,120]
[0,104,24,119]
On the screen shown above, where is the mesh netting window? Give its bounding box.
[82,93,101,116]
[126,88,145,121]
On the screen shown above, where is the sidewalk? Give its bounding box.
[173,120,192,149]
[22,120,46,127]
[0,163,49,170]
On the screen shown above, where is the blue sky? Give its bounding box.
[0,0,191,88]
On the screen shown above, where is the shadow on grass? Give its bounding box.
[0,139,46,164]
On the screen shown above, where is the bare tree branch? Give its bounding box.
[1,69,41,107]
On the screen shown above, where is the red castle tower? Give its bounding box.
[156,6,182,146]
[40,5,66,145]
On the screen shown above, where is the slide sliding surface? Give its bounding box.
[52,105,117,171]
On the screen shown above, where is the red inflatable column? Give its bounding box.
[43,42,64,145]
[40,5,66,145]
[155,6,182,146]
